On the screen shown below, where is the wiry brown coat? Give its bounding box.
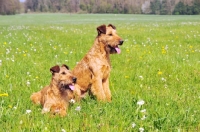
[30,64,76,117]
[73,24,124,101]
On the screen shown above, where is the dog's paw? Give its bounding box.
[42,108,50,114]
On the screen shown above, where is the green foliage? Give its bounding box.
[150,0,161,14]
[173,1,200,15]
[0,14,200,131]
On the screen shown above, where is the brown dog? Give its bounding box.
[30,64,77,117]
[73,24,124,102]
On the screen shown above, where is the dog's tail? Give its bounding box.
[30,92,42,105]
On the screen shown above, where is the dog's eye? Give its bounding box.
[108,34,112,36]
[61,72,66,75]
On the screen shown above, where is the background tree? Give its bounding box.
[150,0,161,14]
[160,0,168,15]
[0,0,20,15]
[173,0,200,15]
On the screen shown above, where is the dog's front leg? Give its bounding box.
[91,77,106,101]
[74,84,82,101]
[42,102,51,114]
[102,77,111,102]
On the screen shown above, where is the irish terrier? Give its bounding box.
[30,64,77,117]
[72,24,124,102]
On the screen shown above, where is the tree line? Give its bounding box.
[0,0,20,15]
[0,0,200,15]
[150,0,200,15]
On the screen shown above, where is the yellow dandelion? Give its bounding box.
[23,54,26,57]
[162,49,166,54]
[158,71,162,75]
[36,76,39,79]
[0,93,8,96]
[4,42,7,45]
[8,105,12,108]
[125,76,129,79]
[189,46,193,49]
[6,75,9,78]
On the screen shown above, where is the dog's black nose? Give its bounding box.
[119,40,124,45]
[72,77,77,83]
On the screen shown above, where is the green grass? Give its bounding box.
[0,14,200,131]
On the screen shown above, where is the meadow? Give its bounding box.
[0,14,200,132]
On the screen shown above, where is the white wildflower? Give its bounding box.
[161,77,166,82]
[139,127,144,132]
[27,80,30,86]
[13,106,17,110]
[140,109,146,113]
[131,122,136,128]
[139,76,144,80]
[141,115,147,120]
[61,129,66,132]
[137,100,145,106]
[75,106,81,111]
[26,109,32,114]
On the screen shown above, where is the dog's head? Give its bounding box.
[97,24,124,54]
[50,64,77,91]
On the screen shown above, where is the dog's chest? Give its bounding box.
[101,64,110,79]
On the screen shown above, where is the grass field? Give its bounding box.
[0,14,200,131]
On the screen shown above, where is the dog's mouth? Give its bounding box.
[109,45,121,54]
[108,40,123,54]
[60,83,75,91]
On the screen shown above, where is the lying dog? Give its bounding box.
[30,64,77,116]
[72,24,124,101]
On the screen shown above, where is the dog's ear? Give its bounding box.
[97,24,106,35]
[108,24,116,30]
[50,65,60,74]
[62,64,69,70]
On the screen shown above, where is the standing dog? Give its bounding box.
[30,64,77,117]
[73,24,124,102]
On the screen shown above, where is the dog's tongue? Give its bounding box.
[115,47,121,54]
[69,85,74,91]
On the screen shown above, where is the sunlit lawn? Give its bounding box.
[0,14,200,131]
